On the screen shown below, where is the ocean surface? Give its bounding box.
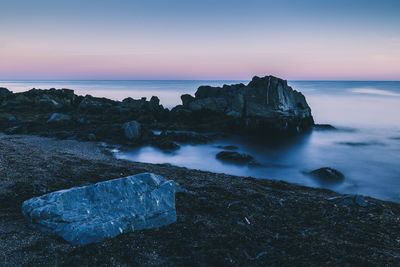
[2,80,400,202]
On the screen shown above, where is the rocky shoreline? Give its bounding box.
[0,75,314,151]
[1,77,399,265]
[1,133,400,265]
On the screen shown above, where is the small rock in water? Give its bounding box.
[22,173,181,246]
[216,151,259,165]
[313,124,336,131]
[307,167,344,182]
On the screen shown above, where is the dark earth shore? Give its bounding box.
[1,133,400,266]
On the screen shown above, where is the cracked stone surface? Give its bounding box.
[22,173,180,246]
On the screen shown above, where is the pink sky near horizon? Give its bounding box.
[1,1,399,80]
[1,34,399,80]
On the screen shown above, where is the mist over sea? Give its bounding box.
[2,80,400,202]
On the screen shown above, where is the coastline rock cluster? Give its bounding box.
[0,75,314,148]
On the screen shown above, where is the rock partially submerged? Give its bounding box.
[172,75,314,137]
[306,167,344,182]
[313,124,336,131]
[22,173,180,246]
[216,151,259,165]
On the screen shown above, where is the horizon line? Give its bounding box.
[1,79,400,82]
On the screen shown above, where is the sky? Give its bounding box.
[1,0,399,80]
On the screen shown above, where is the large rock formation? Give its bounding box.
[22,173,180,246]
[172,75,314,137]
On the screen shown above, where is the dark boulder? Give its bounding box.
[216,151,259,165]
[173,75,314,137]
[307,167,344,182]
[152,137,180,151]
[181,94,194,106]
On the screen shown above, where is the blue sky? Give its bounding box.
[1,0,399,80]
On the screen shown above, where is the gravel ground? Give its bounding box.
[1,133,400,266]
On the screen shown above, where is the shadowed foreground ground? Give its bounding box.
[1,133,399,266]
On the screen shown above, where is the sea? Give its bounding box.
[2,80,400,202]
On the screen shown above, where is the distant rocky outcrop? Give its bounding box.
[0,75,314,145]
[22,173,181,246]
[172,75,314,137]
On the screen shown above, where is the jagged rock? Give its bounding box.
[46,113,72,124]
[77,95,108,112]
[307,167,344,182]
[174,75,314,137]
[122,97,147,110]
[22,173,181,246]
[216,151,259,165]
[181,94,195,106]
[123,121,141,140]
[0,87,13,99]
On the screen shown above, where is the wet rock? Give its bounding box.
[337,141,385,147]
[216,151,258,165]
[123,120,141,140]
[152,137,180,151]
[174,75,314,137]
[46,113,72,124]
[307,167,344,182]
[22,173,181,246]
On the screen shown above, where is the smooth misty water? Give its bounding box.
[2,80,400,202]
